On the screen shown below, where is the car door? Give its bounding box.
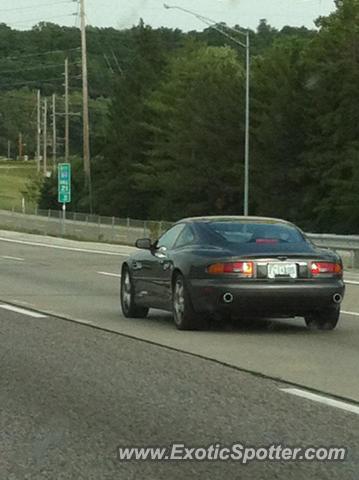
[146,223,186,309]
[130,248,157,306]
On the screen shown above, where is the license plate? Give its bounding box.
[267,263,297,279]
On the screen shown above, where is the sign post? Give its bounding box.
[58,163,71,235]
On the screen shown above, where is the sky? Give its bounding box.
[0,0,336,31]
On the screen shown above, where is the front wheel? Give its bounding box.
[121,266,149,318]
[172,274,201,330]
[305,306,340,331]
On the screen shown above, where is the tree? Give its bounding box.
[300,0,359,232]
[0,89,37,157]
[6,11,359,234]
[91,21,169,218]
[250,36,310,222]
[137,43,245,220]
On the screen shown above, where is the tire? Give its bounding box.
[121,266,149,318]
[305,306,340,331]
[172,273,203,330]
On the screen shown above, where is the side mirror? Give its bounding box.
[135,238,152,250]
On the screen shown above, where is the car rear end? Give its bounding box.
[188,219,345,320]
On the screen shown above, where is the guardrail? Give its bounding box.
[307,234,359,269]
[0,208,172,245]
[0,208,358,268]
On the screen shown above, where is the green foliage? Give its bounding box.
[139,44,245,219]
[250,35,309,221]
[0,160,37,210]
[92,3,359,232]
[91,23,169,218]
[299,0,359,232]
[21,171,43,206]
[3,4,359,233]
[0,90,37,156]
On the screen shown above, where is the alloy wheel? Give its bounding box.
[173,279,185,325]
[122,270,132,312]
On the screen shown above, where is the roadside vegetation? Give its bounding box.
[1,0,358,233]
[0,160,37,211]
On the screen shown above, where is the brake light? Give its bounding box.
[208,262,254,277]
[311,262,343,277]
[256,239,278,244]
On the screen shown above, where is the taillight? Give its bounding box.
[208,262,254,277]
[311,262,343,277]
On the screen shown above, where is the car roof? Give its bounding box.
[177,216,293,226]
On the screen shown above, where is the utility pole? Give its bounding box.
[64,58,69,163]
[43,97,48,175]
[18,133,23,161]
[80,0,92,212]
[52,93,57,171]
[36,90,41,173]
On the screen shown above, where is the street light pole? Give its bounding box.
[244,31,250,216]
[164,3,250,215]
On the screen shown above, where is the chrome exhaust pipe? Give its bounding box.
[223,292,234,304]
[333,293,343,305]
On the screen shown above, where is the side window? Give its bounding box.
[157,224,185,250]
[174,225,195,248]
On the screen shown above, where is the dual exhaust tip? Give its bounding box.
[222,292,343,305]
[223,292,234,304]
[333,293,343,305]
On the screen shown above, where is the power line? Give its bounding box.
[0,1,74,14]
[0,47,81,62]
[5,13,76,27]
[0,62,80,76]
[81,8,122,75]
[74,0,81,27]
[0,76,80,89]
[0,94,37,104]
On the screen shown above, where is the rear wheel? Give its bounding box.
[305,306,340,331]
[121,266,149,318]
[172,273,202,330]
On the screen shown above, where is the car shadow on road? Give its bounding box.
[210,317,308,335]
[147,311,308,335]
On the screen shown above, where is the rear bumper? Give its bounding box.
[188,278,345,317]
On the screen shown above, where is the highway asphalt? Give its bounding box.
[0,229,359,478]
[0,230,358,400]
[1,307,358,479]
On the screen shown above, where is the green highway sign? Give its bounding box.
[58,163,71,204]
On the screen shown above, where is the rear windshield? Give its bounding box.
[206,222,305,245]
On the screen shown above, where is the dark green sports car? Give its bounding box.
[121,216,345,331]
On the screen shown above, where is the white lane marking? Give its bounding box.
[0,236,130,257]
[97,271,122,278]
[345,280,359,285]
[0,304,47,318]
[2,255,24,261]
[281,388,359,415]
[342,310,359,317]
